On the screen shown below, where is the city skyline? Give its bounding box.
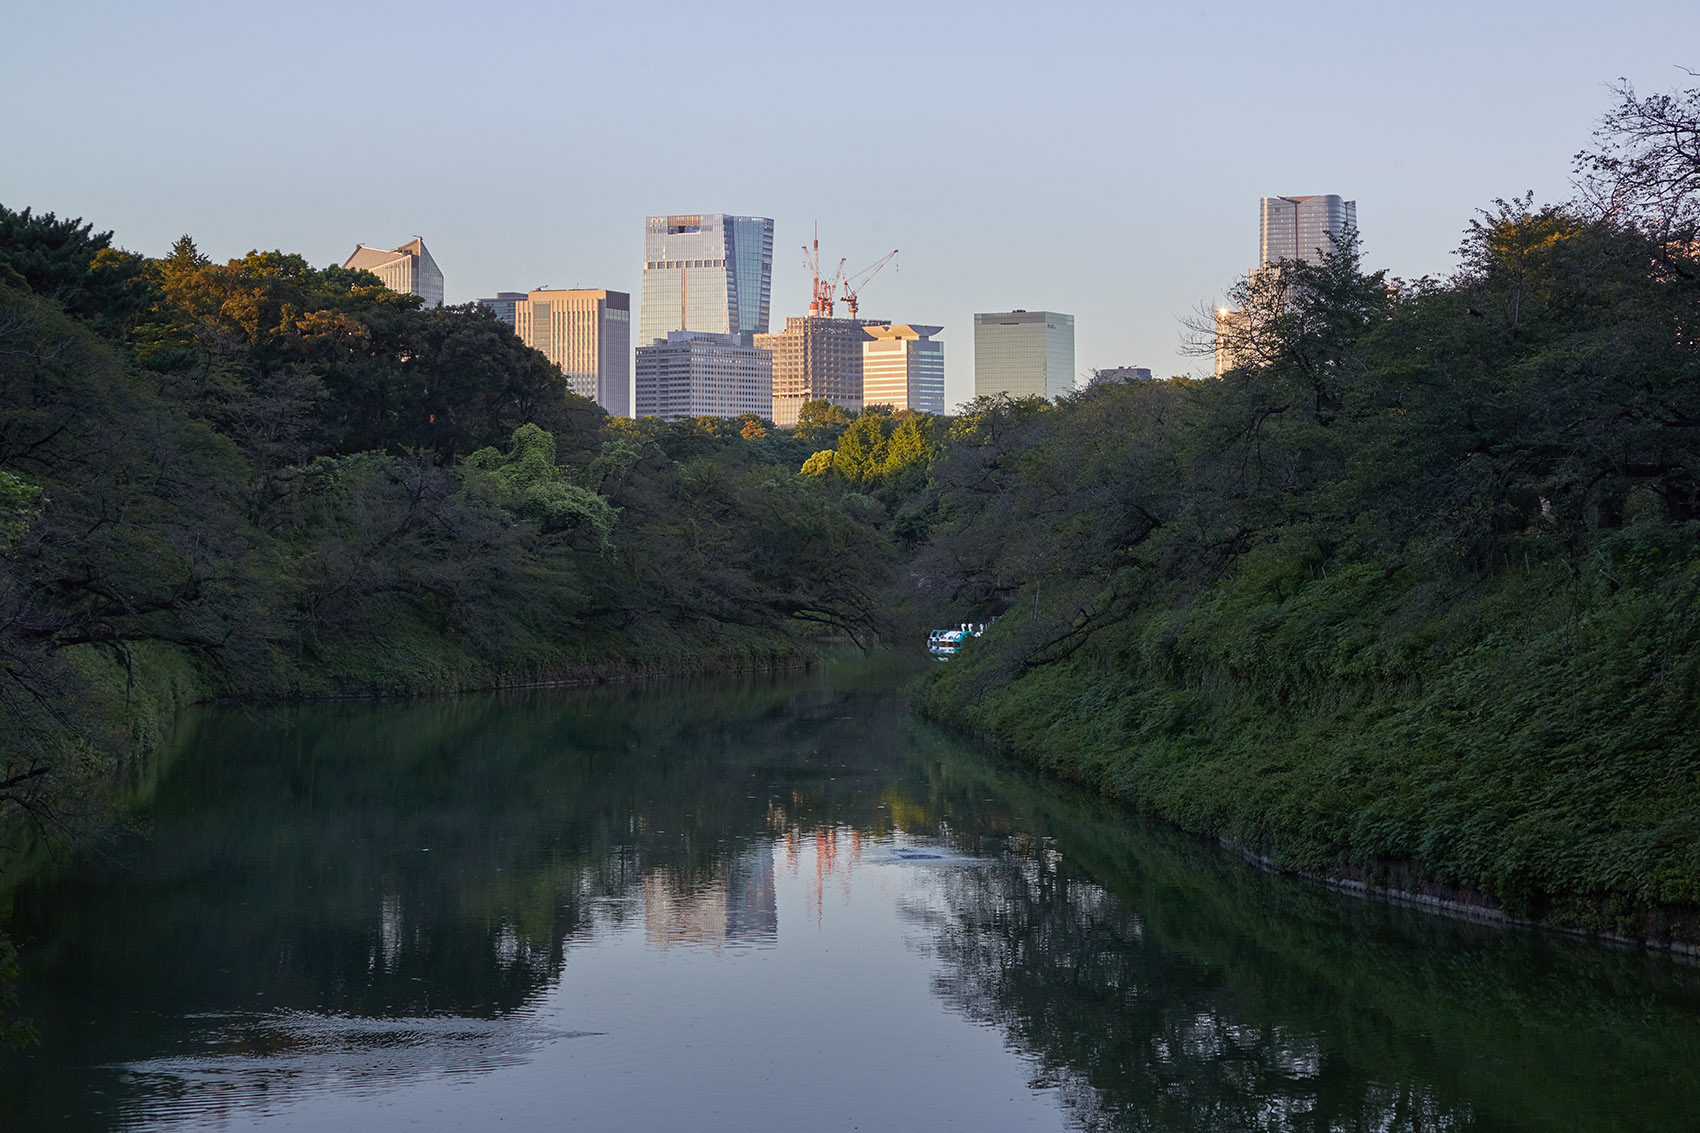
[5,2,1695,412]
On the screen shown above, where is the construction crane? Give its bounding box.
[803,224,847,317]
[839,249,898,319]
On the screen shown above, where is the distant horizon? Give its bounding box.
[5,1,1696,410]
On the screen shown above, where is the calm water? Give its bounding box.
[5,658,1700,1131]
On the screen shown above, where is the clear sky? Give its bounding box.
[4,0,1696,411]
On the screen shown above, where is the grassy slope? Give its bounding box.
[914,526,1700,945]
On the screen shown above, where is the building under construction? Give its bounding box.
[756,316,876,428]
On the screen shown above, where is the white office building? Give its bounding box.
[342,238,444,309]
[862,324,944,414]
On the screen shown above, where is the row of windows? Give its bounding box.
[646,259,725,270]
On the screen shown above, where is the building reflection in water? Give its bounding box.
[782,823,865,927]
[643,841,778,948]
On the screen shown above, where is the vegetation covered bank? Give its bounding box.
[886,84,1700,946]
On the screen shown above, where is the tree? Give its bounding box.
[833,414,891,488]
[0,471,40,553]
[0,204,150,332]
[463,424,617,547]
[794,399,853,446]
[1575,75,1700,245]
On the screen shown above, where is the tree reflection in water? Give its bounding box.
[4,660,1700,1131]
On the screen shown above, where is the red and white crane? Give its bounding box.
[803,224,847,317]
[802,226,898,319]
[840,249,898,320]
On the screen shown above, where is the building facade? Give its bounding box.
[862,324,945,413]
[342,238,444,309]
[640,214,774,347]
[755,316,873,428]
[1217,193,1359,376]
[635,331,774,421]
[1259,195,1357,267]
[972,310,1075,400]
[473,291,527,329]
[1089,366,1153,385]
[514,289,631,417]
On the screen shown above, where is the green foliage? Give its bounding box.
[899,89,1700,941]
[0,471,41,552]
[463,424,618,546]
[833,414,890,488]
[0,214,907,891]
[0,204,149,333]
[794,398,854,446]
[0,932,36,1050]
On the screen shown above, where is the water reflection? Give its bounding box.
[644,841,775,949]
[3,660,1699,1131]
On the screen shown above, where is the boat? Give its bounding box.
[928,623,989,657]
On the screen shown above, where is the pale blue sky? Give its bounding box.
[5,0,1696,408]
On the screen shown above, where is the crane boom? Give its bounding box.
[841,249,898,319]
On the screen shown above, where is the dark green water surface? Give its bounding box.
[5,658,1700,1130]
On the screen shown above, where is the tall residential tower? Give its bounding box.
[1259,195,1357,267]
[1218,194,1360,377]
[640,214,774,347]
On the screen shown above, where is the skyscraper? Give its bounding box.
[342,238,444,309]
[862,324,945,414]
[1217,194,1360,377]
[1259,195,1357,267]
[640,214,774,347]
[635,331,773,421]
[755,317,873,428]
[514,289,631,417]
[973,310,1075,400]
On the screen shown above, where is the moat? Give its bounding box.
[5,658,1700,1130]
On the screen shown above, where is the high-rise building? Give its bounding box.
[514,289,631,416]
[972,310,1075,400]
[862,324,945,414]
[640,214,774,347]
[1259,195,1357,267]
[635,331,773,421]
[342,238,444,309]
[473,291,527,329]
[1217,194,1359,377]
[755,317,873,428]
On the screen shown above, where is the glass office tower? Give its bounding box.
[640,214,774,347]
[973,310,1075,401]
[1259,195,1357,267]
